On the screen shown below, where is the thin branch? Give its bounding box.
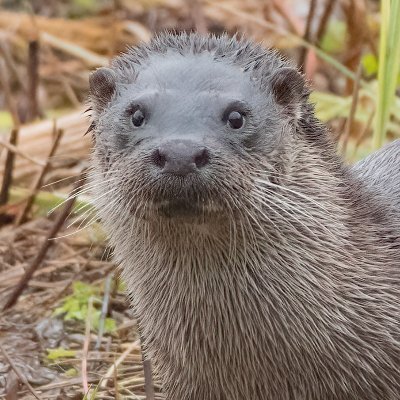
[341,63,363,154]
[99,340,140,389]
[353,108,375,156]
[27,39,40,122]
[95,274,113,350]
[316,0,337,44]
[82,296,93,395]
[206,0,359,83]
[0,344,42,400]
[298,0,317,72]
[0,129,19,208]
[2,174,85,311]
[15,123,63,225]
[0,138,45,166]
[40,32,108,67]
[143,359,155,400]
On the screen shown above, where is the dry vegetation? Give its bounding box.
[0,0,399,399]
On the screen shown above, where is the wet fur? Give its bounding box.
[89,33,400,399]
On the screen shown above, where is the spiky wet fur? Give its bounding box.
[89,33,400,399]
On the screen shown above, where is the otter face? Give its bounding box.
[89,38,305,224]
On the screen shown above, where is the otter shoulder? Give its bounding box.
[352,140,400,211]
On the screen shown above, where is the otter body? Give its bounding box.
[89,34,400,399]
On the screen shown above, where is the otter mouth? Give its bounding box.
[156,199,202,218]
[153,198,224,220]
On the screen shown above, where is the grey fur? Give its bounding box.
[89,33,400,400]
[353,139,400,210]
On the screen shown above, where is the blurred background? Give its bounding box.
[0,0,399,399]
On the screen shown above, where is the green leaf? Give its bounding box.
[64,368,78,377]
[373,0,400,149]
[46,347,77,361]
[104,318,117,333]
[320,20,347,54]
[362,53,379,76]
[72,281,98,298]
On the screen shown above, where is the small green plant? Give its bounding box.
[54,281,116,333]
[83,382,101,400]
[46,347,77,361]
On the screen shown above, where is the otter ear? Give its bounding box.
[270,67,305,114]
[89,67,117,115]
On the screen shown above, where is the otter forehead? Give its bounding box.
[134,53,259,99]
[111,53,265,137]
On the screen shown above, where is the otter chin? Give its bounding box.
[156,198,205,219]
[89,33,400,400]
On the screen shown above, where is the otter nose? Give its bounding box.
[152,140,210,176]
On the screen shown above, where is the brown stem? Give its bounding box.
[27,39,40,122]
[2,174,85,311]
[143,359,155,400]
[15,123,63,225]
[0,345,42,400]
[316,0,337,44]
[298,0,317,72]
[0,129,19,208]
[341,63,363,154]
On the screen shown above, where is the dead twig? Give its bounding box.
[40,31,108,67]
[316,0,337,44]
[342,0,367,93]
[143,359,155,400]
[0,129,19,208]
[353,108,375,155]
[2,174,85,311]
[15,123,64,225]
[82,296,93,395]
[0,138,45,166]
[0,344,42,400]
[27,39,40,122]
[96,273,113,350]
[341,63,363,154]
[4,370,19,400]
[298,0,317,72]
[99,340,140,389]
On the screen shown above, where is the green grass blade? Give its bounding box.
[373,0,400,149]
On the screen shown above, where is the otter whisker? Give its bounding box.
[251,191,322,241]
[255,178,332,213]
[47,176,120,216]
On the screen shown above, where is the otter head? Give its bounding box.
[89,34,308,228]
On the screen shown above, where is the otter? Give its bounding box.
[88,33,400,400]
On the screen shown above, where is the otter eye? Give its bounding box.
[227,111,245,129]
[131,109,145,127]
